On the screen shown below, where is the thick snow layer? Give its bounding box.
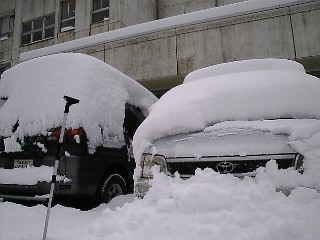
[184,58,306,83]
[133,59,320,188]
[1,169,320,240]
[133,60,320,162]
[0,53,157,152]
[0,166,66,185]
[20,0,306,61]
[148,126,296,158]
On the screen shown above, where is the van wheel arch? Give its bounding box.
[100,173,127,203]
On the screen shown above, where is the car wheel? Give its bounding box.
[100,173,127,203]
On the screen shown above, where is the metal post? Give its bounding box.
[42,96,79,240]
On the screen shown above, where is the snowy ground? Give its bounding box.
[1,168,320,240]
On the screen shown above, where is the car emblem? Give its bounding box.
[216,161,235,174]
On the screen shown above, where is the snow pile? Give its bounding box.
[184,58,306,83]
[95,170,319,240]
[0,166,65,185]
[0,53,157,152]
[2,170,320,240]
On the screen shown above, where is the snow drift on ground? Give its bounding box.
[0,53,157,152]
[1,169,320,240]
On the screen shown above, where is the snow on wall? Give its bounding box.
[0,53,157,152]
[20,0,306,61]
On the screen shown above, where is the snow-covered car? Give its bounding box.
[0,53,157,205]
[133,58,320,197]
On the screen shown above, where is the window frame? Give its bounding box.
[21,14,55,46]
[92,0,109,24]
[0,15,14,39]
[60,0,76,32]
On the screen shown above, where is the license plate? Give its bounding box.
[14,159,33,168]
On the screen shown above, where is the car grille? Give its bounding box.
[167,155,295,176]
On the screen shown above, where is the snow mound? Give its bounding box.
[184,58,306,83]
[1,169,320,240]
[85,170,320,240]
[0,53,157,152]
[133,59,320,162]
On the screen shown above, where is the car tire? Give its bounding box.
[100,173,127,203]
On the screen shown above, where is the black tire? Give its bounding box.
[100,173,127,203]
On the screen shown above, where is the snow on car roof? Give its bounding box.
[133,59,320,162]
[184,58,306,83]
[0,53,157,152]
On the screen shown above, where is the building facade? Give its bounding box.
[0,0,319,96]
[0,0,246,78]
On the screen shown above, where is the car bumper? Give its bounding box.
[0,182,51,196]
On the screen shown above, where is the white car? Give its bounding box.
[133,58,320,196]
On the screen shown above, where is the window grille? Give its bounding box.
[60,0,76,32]
[92,0,109,24]
[22,14,55,45]
[0,15,14,39]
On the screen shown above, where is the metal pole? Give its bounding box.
[42,96,79,240]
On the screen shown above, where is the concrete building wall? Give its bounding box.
[0,0,157,68]
[102,0,320,91]
[104,29,177,81]
[158,0,218,18]
[21,0,55,22]
[176,7,296,75]
[0,0,15,66]
[217,0,246,6]
[75,0,91,39]
[157,0,247,18]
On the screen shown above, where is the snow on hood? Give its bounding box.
[133,59,320,161]
[148,124,296,158]
[0,53,157,151]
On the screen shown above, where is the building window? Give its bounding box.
[92,0,109,24]
[21,14,55,45]
[0,15,14,40]
[60,0,76,32]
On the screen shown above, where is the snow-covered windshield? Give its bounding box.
[0,53,157,152]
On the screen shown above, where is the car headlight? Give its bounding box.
[294,154,304,173]
[141,154,168,178]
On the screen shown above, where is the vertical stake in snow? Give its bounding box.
[42,96,79,240]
